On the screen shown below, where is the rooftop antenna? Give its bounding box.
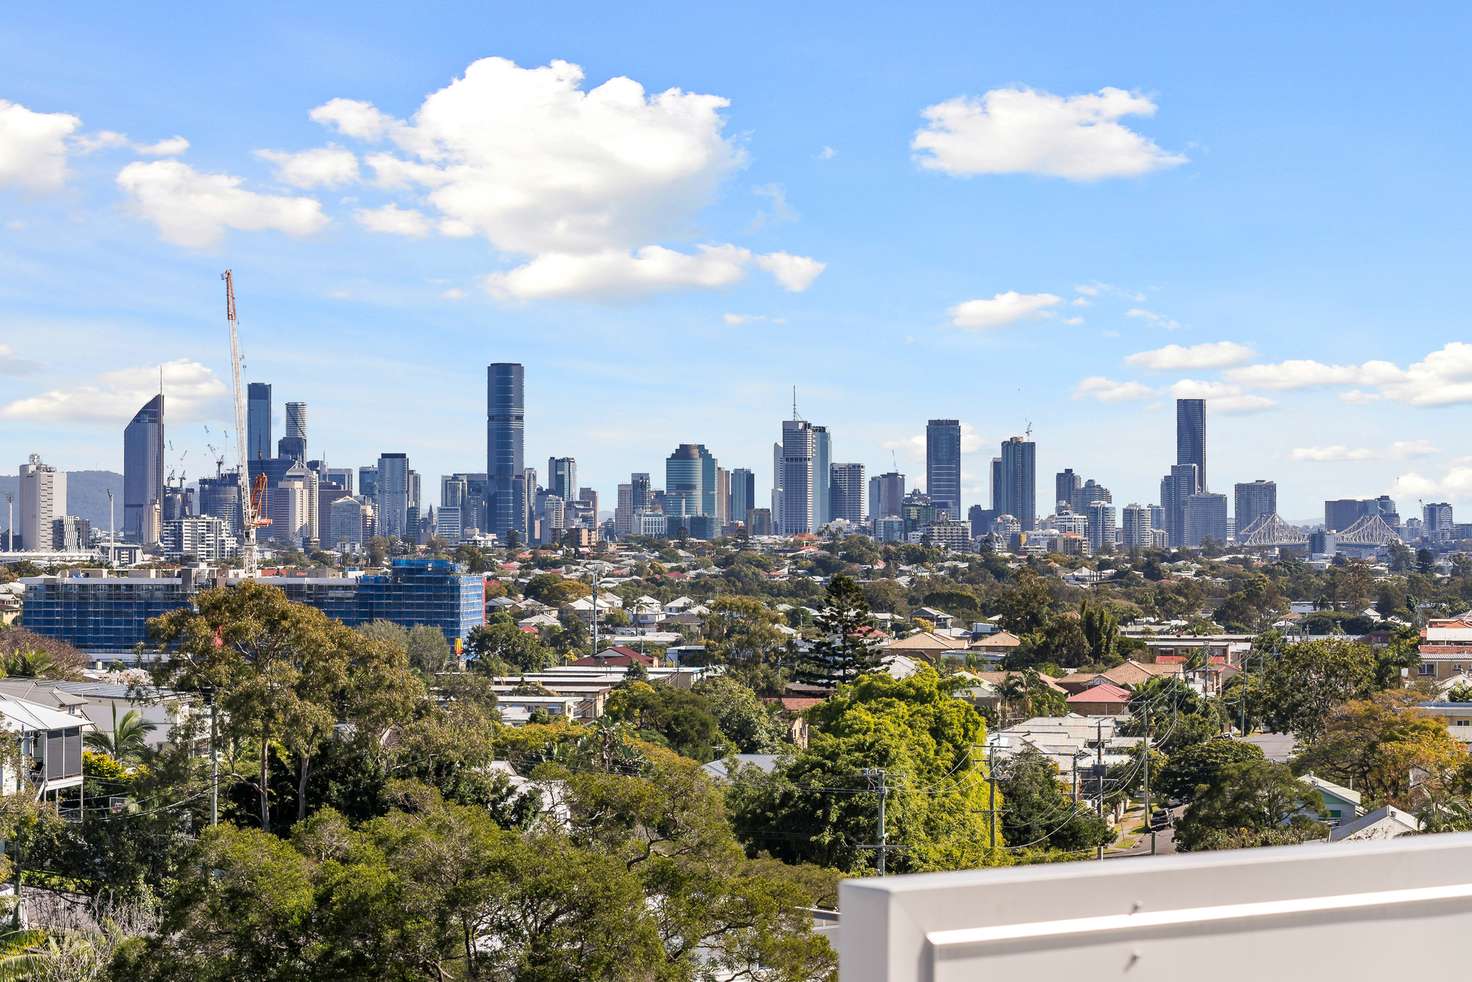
[792,386,799,421]
[1024,419,1033,440]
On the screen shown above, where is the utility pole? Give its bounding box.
[207,688,218,826]
[987,741,997,851]
[1142,703,1155,855]
[3,493,11,552]
[863,767,890,875]
[1095,718,1105,861]
[105,488,114,565]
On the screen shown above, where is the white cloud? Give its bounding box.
[313,57,742,256]
[1170,379,1275,414]
[309,98,399,141]
[355,203,432,237]
[137,136,190,157]
[1073,376,1154,403]
[0,99,81,191]
[255,146,359,188]
[750,183,797,229]
[1290,445,1376,462]
[1393,466,1472,502]
[1391,439,1439,459]
[723,312,786,326]
[485,244,752,301]
[116,160,329,248]
[1126,307,1181,331]
[949,290,1061,330]
[0,358,226,423]
[1225,343,1472,407]
[74,131,188,157]
[440,287,466,301]
[1125,341,1255,371]
[754,252,825,292]
[1063,316,1084,325]
[818,145,836,160]
[912,86,1187,181]
[0,343,41,376]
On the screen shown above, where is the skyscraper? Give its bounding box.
[998,436,1036,531]
[714,467,730,524]
[1234,480,1278,536]
[1184,493,1229,548]
[780,420,816,535]
[1055,469,1082,513]
[358,465,379,500]
[1161,463,1200,547]
[19,454,65,552]
[699,446,719,518]
[124,393,164,544]
[1176,398,1206,491]
[247,382,272,462]
[1425,502,1455,542]
[1086,500,1116,553]
[926,419,962,520]
[1121,503,1153,549]
[278,401,307,461]
[547,457,577,503]
[486,363,525,539]
[665,444,704,517]
[990,457,1003,511]
[1323,499,1363,533]
[731,468,756,524]
[377,453,410,539]
[830,463,867,523]
[812,426,832,528]
[630,472,653,512]
[871,471,905,520]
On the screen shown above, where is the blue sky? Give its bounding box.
[2,2,1471,522]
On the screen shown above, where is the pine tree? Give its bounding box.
[796,574,883,688]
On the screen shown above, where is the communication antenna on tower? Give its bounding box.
[792,386,800,421]
[1024,420,1033,440]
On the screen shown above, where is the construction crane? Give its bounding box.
[223,269,261,577]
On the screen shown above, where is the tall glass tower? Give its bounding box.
[926,419,962,521]
[247,382,272,462]
[486,363,525,539]
[1176,398,1206,491]
[999,435,1036,531]
[123,393,164,542]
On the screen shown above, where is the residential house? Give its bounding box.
[1418,618,1472,681]
[1066,682,1132,716]
[0,696,94,804]
[1328,805,1423,842]
[1300,773,1364,827]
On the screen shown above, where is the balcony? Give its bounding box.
[839,833,1472,981]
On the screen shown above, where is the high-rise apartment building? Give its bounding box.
[123,393,164,544]
[1071,480,1112,514]
[278,401,307,461]
[830,463,867,523]
[197,472,242,535]
[998,436,1036,531]
[926,419,962,521]
[1425,502,1455,542]
[19,454,66,552]
[376,453,410,539]
[714,467,730,524]
[780,420,816,534]
[1323,499,1363,533]
[630,473,653,512]
[1234,480,1278,536]
[1086,500,1116,554]
[1184,492,1229,548]
[1121,503,1153,549]
[1176,398,1206,490]
[247,382,272,463]
[325,468,354,495]
[990,457,1003,511]
[813,426,832,529]
[615,484,635,537]
[871,471,905,521]
[1055,469,1082,513]
[486,363,525,539]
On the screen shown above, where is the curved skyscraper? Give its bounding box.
[123,393,164,543]
[486,363,525,539]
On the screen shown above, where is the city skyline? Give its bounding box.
[3,5,1472,517]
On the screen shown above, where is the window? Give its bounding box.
[1456,720,1471,728]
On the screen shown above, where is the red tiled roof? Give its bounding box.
[1067,682,1131,703]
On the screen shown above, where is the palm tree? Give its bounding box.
[0,927,46,981]
[83,707,156,766]
[0,649,56,679]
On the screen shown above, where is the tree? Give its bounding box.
[1157,738,1265,803]
[1079,599,1119,665]
[694,674,786,753]
[1174,759,1325,852]
[702,596,786,669]
[466,622,556,673]
[794,574,882,688]
[1118,676,1223,754]
[604,682,723,760]
[0,627,85,679]
[995,748,1111,853]
[727,667,1001,872]
[1257,638,1377,743]
[1294,691,1468,808]
[523,573,590,606]
[1214,573,1288,633]
[83,707,156,766]
[997,570,1053,636]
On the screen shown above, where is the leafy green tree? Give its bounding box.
[604,681,724,760]
[995,748,1111,853]
[83,707,156,766]
[1079,599,1118,664]
[1258,638,1377,743]
[523,572,590,606]
[702,596,786,668]
[1119,676,1223,754]
[466,621,556,673]
[0,627,86,678]
[1157,738,1265,803]
[794,574,882,688]
[1295,691,1468,808]
[1175,758,1325,851]
[997,570,1054,636]
[694,674,786,753]
[728,667,1000,872]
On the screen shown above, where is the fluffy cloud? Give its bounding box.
[1170,379,1275,414]
[1125,307,1181,331]
[1290,445,1376,462]
[754,252,825,292]
[0,358,226,423]
[912,86,1187,181]
[949,291,1061,330]
[255,146,359,188]
[116,160,329,248]
[1125,341,1255,371]
[0,99,81,191]
[355,203,433,237]
[1393,466,1472,502]
[1391,439,1439,459]
[313,57,741,256]
[75,131,189,156]
[1225,343,1472,406]
[0,343,41,376]
[1073,376,1154,402]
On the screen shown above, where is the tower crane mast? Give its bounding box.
[223,269,259,577]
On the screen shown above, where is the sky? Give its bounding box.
[2,2,1471,523]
